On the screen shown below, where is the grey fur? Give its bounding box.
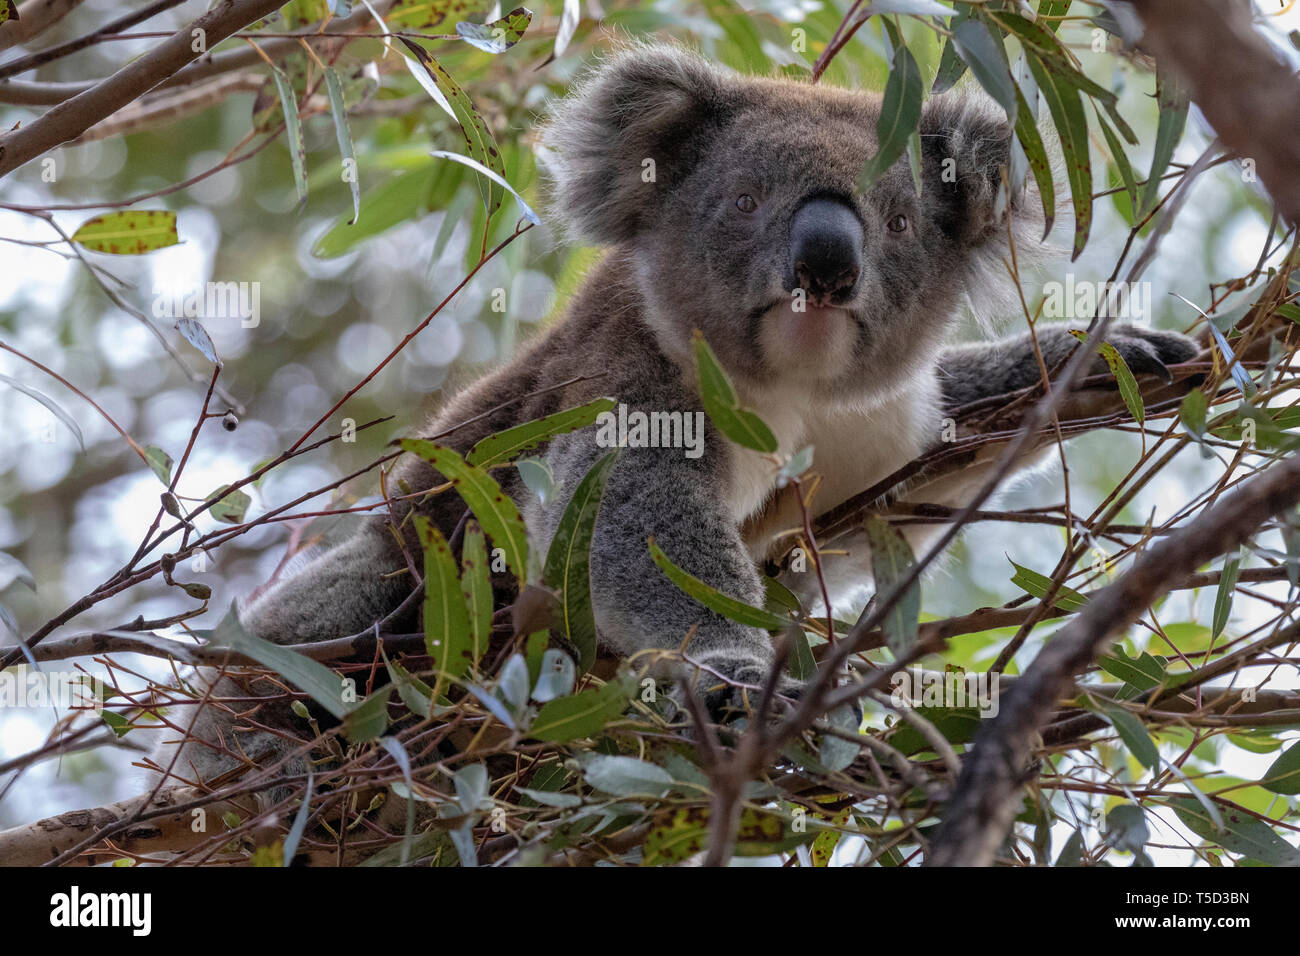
[152,45,1197,790]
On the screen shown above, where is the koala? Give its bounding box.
[151,44,1197,792]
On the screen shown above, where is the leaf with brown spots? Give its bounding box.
[398,37,505,218]
[643,806,816,864]
[401,439,529,586]
[388,0,493,28]
[70,211,178,255]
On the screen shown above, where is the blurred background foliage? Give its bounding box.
[0,0,1298,863]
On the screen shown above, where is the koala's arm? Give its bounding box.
[542,427,777,704]
[936,323,1199,412]
[149,521,413,790]
[236,520,414,645]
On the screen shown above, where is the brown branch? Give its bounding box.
[0,0,286,178]
[0,786,249,866]
[69,72,265,144]
[0,1,393,108]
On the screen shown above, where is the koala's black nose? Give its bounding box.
[789,198,863,306]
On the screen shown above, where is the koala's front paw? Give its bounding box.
[1093,324,1199,383]
[694,654,802,724]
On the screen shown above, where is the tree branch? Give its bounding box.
[0,0,286,178]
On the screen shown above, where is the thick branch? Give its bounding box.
[0,0,286,178]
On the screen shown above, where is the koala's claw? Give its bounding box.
[698,660,803,724]
[1095,325,1199,384]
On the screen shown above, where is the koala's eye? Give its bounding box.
[736,194,758,214]
[886,214,908,233]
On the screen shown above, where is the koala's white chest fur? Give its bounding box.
[727,372,942,550]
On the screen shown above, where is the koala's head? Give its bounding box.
[541,44,1044,403]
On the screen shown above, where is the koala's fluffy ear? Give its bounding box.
[540,45,727,245]
[921,95,1034,247]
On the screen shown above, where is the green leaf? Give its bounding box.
[1026,53,1091,259]
[1036,0,1072,29]
[888,706,981,754]
[993,11,1065,58]
[427,150,541,226]
[1098,340,1145,425]
[313,162,459,257]
[951,17,1017,114]
[528,678,628,742]
[819,703,861,772]
[649,537,787,631]
[101,710,133,739]
[1095,107,1139,214]
[1012,81,1055,239]
[1262,741,1300,795]
[401,440,529,587]
[1054,830,1084,866]
[70,211,178,255]
[584,755,674,796]
[466,397,615,467]
[931,5,971,94]
[542,451,619,671]
[208,605,352,720]
[515,787,581,808]
[460,521,492,668]
[270,66,308,204]
[644,806,813,865]
[206,485,250,524]
[1139,63,1190,218]
[692,331,777,453]
[455,6,531,53]
[810,807,850,867]
[862,516,920,656]
[1090,697,1159,770]
[515,457,554,504]
[1167,796,1300,865]
[144,445,173,484]
[1097,645,1167,692]
[1228,732,1283,756]
[1009,558,1088,611]
[388,0,492,28]
[385,656,435,718]
[858,34,923,191]
[1105,804,1149,853]
[343,687,390,743]
[1180,389,1208,438]
[414,516,473,690]
[1212,550,1240,640]
[323,67,360,225]
[786,627,816,682]
[399,38,504,218]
